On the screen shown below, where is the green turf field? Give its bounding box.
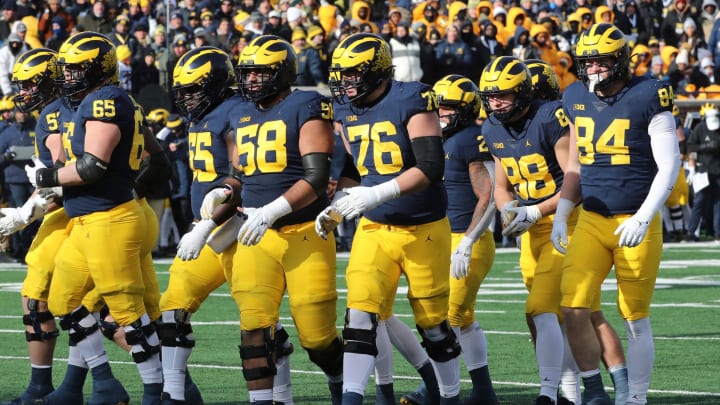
[0,242,718,404]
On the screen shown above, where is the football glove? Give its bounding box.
[176,219,216,260]
[24,155,47,188]
[551,221,568,254]
[500,200,519,228]
[238,197,292,246]
[551,198,575,254]
[0,208,25,236]
[315,206,343,240]
[502,204,542,238]
[450,236,474,279]
[614,214,651,248]
[200,186,231,220]
[335,180,400,220]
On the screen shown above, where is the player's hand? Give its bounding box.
[502,204,542,238]
[237,207,268,246]
[39,186,62,200]
[176,219,215,260]
[237,197,292,246]
[315,205,342,240]
[614,214,650,248]
[335,181,400,220]
[200,187,230,220]
[500,200,519,228]
[450,236,474,279]
[18,194,50,224]
[551,219,568,254]
[24,156,47,188]
[0,208,26,236]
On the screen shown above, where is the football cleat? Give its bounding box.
[86,377,129,405]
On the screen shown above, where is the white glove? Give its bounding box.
[200,187,230,220]
[500,200,519,228]
[176,219,216,260]
[24,156,47,188]
[335,180,400,220]
[551,198,575,254]
[18,194,50,224]
[614,214,651,248]
[502,204,542,238]
[0,208,26,236]
[315,205,343,240]
[450,236,474,279]
[39,186,62,199]
[686,168,695,185]
[551,220,568,254]
[238,197,292,246]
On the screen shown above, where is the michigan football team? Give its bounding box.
[1,21,676,405]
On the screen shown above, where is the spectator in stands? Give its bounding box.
[434,24,472,78]
[0,0,19,41]
[390,21,423,82]
[662,0,702,47]
[67,0,91,19]
[132,48,159,97]
[45,15,68,51]
[79,0,112,34]
[686,104,720,241]
[264,9,291,41]
[0,108,37,262]
[109,13,132,46]
[0,32,27,95]
[37,0,74,43]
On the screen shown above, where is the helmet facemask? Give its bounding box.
[329,64,388,107]
[236,64,290,106]
[480,89,530,124]
[576,52,628,93]
[175,81,214,122]
[12,77,56,113]
[57,61,100,109]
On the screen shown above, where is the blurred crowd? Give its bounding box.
[0,0,718,261]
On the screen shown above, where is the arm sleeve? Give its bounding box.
[636,111,681,221]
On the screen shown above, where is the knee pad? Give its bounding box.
[97,305,120,341]
[342,309,378,356]
[274,327,294,357]
[58,306,99,346]
[306,336,343,377]
[417,320,461,362]
[157,309,195,348]
[23,299,59,342]
[239,327,277,381]
[125,318,161,363]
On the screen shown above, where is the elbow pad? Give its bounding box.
[76,152,108,184]
[411,136,444,183]
[339,153,361,182]
[302,152,332,196]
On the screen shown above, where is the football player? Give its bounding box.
[396,74,501,405]
[0,48,70,405]
[159,46,294,405]
[226,35,343,405]
[24,32,160,405]
[479,56,571,405]
[525,58,630,405]
[554,23,679,405]
[317,33,461,405]
[435,74,499,404]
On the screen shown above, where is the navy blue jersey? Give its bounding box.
[562,76,672,215]
[483,99,569,206]
[334,80,447,225]
[230,90,332,228]
[187,94,239,220]
[444,124,493,233]
[35,98,63,167]
[62,86,144,218]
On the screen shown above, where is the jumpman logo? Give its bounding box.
[425,235,432,242]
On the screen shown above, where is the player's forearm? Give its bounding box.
[464,200,496,242]
[282,180,319,211]
[636,118,681,220]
